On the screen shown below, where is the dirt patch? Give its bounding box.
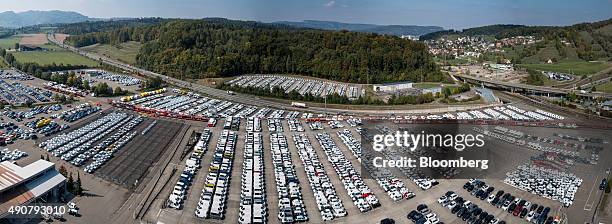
[54,33,69,43]
[19,34,48,46]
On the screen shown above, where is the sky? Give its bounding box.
[1,0,611,29]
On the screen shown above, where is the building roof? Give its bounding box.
[374,81,413,86]
[0,160,65,218]
[0,160,55,193]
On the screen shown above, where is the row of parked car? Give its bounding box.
[195,130,237,219]
[168,129,211,209]
[407,203,443,224]
[267,119,283,132]
[73,115,142,170]
[0,148,27,161]
[315,133,380,212]
[373,125,440,190]
[0,69,33,80]
[59,103,101,122]
[226,75,363,99]
[336,129,416,202]
[292,134,346,221]
[269,133,308,223]
[287,119,304,132]
[91,71,142,86]
[246,117,262,132]
[464,179,558,224]
[438,189,503,224]
[505,164,581,207]
[238,132,268,224]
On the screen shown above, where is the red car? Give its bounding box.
[513,205,523,216]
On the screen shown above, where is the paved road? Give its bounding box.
[454,73,612,98]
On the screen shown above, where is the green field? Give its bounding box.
[594,82,612,93]
[12,51,99,67]
[81,41,142,64]
[0,36,20,50]
[414,82,443,89]
[518,61,610,76]
[0,59,8,68]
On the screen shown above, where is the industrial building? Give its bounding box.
[0,160,66,219]
[373,81,413,93]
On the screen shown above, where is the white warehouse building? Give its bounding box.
[373,81,413,93]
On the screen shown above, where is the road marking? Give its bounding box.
[584,174,599,211]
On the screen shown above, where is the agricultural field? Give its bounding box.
[81,41,142,64]
[0,36,20,49]
[594,81,612,93]
[19,34,48,46]
[12,50,99,67]
[517,61,610,76]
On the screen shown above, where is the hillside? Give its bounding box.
[274,20,443,36]
[0,10,92,28]
[65,19,446,84]
[424,19,612,62]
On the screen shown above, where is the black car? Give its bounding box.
[486,187,495,194]
[600,179,607,190]
[520,208,529,218]
[479,192,488,200]
[491,196,500,204]
[461,211,471,221]
[407,210,419,221]
[530,203,539,211]
[536,205,544,214]
[495,190,505,198]
[445,191,454,197]
[507,203,517,213]
[484,214,494,223]
[451,205,462,214]
[466,184,475,192]
[472,208,482,217]
[417,204,428,211]
[479,211,488,220]
[381,218,395,224]
[463,182,472,189]
[457,207,467,217]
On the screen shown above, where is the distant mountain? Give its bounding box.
[0,10,93,28]
[274,20,443,36]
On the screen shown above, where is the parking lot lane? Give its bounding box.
[286,131,324,224]
[329,130,396,208]
[303,132,360,220]
[262,127,281,224]
[224,120,246,223]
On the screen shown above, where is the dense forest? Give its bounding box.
[421,19,612,61]
[65,19,447,84]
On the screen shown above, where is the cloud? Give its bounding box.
[324,0,336,8]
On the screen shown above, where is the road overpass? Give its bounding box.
[454,73,612,99]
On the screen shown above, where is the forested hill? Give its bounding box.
[421,19,612,40]
[65,19,446,84]
[275,20,443,36]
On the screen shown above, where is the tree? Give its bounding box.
[40,155,44,160]
[83,79,90,90]
[75,172,83,196]
[114,86,125,96]
[66,172,74,193]
[45,154,50,161]
[58,165,68,177]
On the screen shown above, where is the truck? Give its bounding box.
[291,102,307,108]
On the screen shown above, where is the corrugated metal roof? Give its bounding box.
[0,160,54,193]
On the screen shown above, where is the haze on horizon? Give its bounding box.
[1,0,611,29]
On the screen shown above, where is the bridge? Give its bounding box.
[454,74,612,99]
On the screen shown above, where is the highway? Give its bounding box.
[454,73,612,99]
[47,33,499,115]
